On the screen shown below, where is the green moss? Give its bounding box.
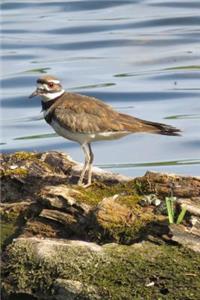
[1,222,17,251]
[0,205,28,251]
[12,152,51,170]
[1,152,58,178]
[73,181,152,244]
[117,194,141,207]
[74,182,161,244]
[1,209,19,223]
[12,152,37,161]
[1,209,18,250]
[76,180,139,207]
[96,243,200,299]
[1,168,28,177]
[2,239,200,300]
[133,178,151,195]
[1,152,38,177]
[92,196,157,244]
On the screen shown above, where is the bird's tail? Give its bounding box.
[118,113,181,136]
[141,119,181,136]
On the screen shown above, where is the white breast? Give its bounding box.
[50,119,130,145]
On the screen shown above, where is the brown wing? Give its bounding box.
[51,92,125,133]
[49,92,180,136]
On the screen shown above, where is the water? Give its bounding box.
[1,0,200,177]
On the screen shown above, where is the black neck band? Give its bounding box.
[41,94,63,111]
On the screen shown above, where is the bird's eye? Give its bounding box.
[48,82,54,88]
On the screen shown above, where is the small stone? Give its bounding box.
[190,216,199,227]
[152,198,161,207]
[145,281,155,287]
[9,165,18,170]
[54,279,83,299]
[140,194,161,206]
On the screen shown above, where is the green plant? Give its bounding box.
[165,196,187,224]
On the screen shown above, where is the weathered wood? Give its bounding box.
[177,197,200,216]
[135,171,200,198]
[170,224,200,253]
[39,185,91,215]
[40,209,76,225]
[0,151,131,203]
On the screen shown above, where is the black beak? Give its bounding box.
[29,89,39,98]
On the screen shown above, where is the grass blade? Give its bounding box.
[166,197,174,224]
[176,207,187,224]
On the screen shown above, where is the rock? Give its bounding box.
[40,151,75,175]
[177,197,200,216]
[39,209,83,236]
[71,164,131,184]
[0,152,67,203]
[2,237,103,299]
[40,184,91,215]
[170,224,200,253]
[139,194,162,207]
[0,151,131,204]
[54,279,100,300]
[90,195,161,244]
[176,197,200,240]
[0,201,37,250]
[39,209,77,226]
[40,151,131,184]
[1,152,200,248]
[2,237,200,300]
[53,279,83,300]
[135,171,200,198]
[0,151,135,245]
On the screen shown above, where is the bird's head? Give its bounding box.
[29,75,64,101]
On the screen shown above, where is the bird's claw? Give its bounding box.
[78,180,92,188]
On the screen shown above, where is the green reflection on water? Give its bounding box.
[98,159,200,169]
[14,133,57,140]
[114,72,136,78]
[165,65,200,71]
[71,82,115,90]
[24,67,51,74]
[165,114,200,120]
[114,65,200,78]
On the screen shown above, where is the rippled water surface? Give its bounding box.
[1,0,200,176]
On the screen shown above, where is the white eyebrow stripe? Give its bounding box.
[49,79,60,84]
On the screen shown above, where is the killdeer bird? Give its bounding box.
[29,75,181,187]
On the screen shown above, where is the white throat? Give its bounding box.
[41,89,65,102]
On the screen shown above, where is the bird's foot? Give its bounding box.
[78,180,92,188]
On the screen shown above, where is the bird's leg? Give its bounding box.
[86,143,94,187]
[78,143,90,186]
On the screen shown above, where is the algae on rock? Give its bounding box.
[2,237,200,300]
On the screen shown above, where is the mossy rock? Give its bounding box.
[0,206,22,250]
[0,203,37,251]
[75,180,139,206]
[2,237,200,300]
[87,194,165,244]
